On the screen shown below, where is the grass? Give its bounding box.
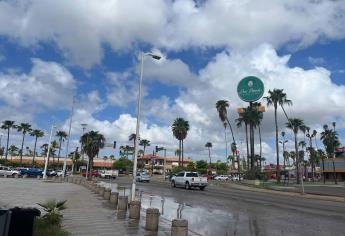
[33,218,70,236]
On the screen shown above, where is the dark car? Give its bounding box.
[20,168,43,177]
[82,170,98,177]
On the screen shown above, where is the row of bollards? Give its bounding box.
[62,176,188,236]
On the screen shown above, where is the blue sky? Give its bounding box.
[0,0,345,163]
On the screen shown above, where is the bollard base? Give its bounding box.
[171,219,188,236]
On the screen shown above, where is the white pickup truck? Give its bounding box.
[171,171,208,190]
[0,166,20,177]
[99,169,118,179]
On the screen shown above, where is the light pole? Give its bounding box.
[279,132,288,169]
[0,133,3,158]
[63,97,75,177]
[131,52,161,201]
[81,124,87,161]
[43,125,56,179]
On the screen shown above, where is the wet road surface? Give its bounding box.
[104,177,345,236]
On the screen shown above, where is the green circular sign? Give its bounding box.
[237,76,264,102]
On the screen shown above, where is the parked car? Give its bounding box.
[100,170,118,179]
[214,175,229,181]
[46,169,57,177]
[20,168,43,177]
[82,170,98,177]
[0,166,21,177]
[171,171,208,190]
[136,172,151,182]
[231,175,242,181]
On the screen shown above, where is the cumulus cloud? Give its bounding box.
[1,0,345,67]
[0,58,75,111]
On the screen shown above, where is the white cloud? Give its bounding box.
[0,58,75,112]
[1,0,345,67]
[308,56,325,66]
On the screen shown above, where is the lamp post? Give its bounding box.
[63,97,75,177]
[131,52,161,201]
[43,125,56,179]
[0,133,3,158]
[81,124,88,161]
[279,132,288,169]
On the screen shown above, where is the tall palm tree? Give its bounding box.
[139,139,150,156]
[80,131,105,178]
[265,89,292,182]
[286,118,305,184]
[129,133,136,147]
[8,145,19,160]
[41,143,49,157]
[223,122,228,160]
[175,149,181,157]
[205,142,212,164]
[50,140,59,163]
[317,149,327,184]
[320,124,340,184]
[172,118,189,166]
[56,131,68,163]
[16,123,32,163]
[236,109,250,170]
[30,129,44,165]
[252,102,264,169]
[1,120,15,160]
[216,100,236,147]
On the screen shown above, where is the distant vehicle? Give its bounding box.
[46,169,57,177]
[20,168,43,177]
[0,166,20,177]
[214,175,229,181]
[136,172,151,182]
[82,170,98,177]
[100,170,118,179]
[171,171,208,190]
[231,175,242,181]
[56,170,64,176]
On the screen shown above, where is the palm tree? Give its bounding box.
[317,149,327,184]
[129,133,136,147]
[139,139,150,156]
[56,131,68,163]
[265,89,292,183]
[8,145,19,160]
[80,131,105,178]
[223,122,228,160]
[236,109,250,170]
[320,124,340,184]
[216,100,236,148]
[50,140,59,163]
[252,102,264,169]
[172,118,189,166]
[41,143,49,157]
[286,118,305,184]
[16,123,32,163]
[205,142,212,164]
[30,129,44,165]
[175,149,181,157]
[1,120,15,160]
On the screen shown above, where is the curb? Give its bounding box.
[219,182,345,203]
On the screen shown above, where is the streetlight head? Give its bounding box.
[146,53,161,60]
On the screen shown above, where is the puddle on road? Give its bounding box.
[99,181,262,236]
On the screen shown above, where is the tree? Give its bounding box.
[286,118,305,184]
[174,149,181,157]
[205,142,212,164]
[8,145,19,159]
[215,100,236,147]
[68,148,81,172]
[317,149,327,183]
[320,124,340,184]
[41,143,49,157]
[236,109,250,170]
[80,131,105,178]
[139,139,150,156]
[1,120,15,160]
[172,118,189,166]
[196,160,208,173]
[186,162,196,171]
[56,131,68,164]
[16,123,32,163]
[30,129,44,165]
[265,89,292,183]
[112,157,133,171]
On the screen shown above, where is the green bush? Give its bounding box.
[37,200,67,226]
[33,218,69,236]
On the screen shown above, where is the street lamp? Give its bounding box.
[0,133,3,158]
[80,123,88,178]
[131,52,161,201]
[43,125,56,179]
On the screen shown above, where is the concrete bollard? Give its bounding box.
[52,176,56,181]
[129,201,141,220]
[103,188,111,200]
[110,192,119,207]
[117,196,128,211]
[145,208,160,231]
[99,187,106,196]
[171,219,188,236]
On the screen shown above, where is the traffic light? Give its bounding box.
[155,146,164,152]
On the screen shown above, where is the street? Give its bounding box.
[112,177,345,236]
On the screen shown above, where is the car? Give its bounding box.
[171,171,208,190]
[0,166,21,177]
[82,170,98,177]
[46,169,57,177]
[56,170,64,176]
[20,168,43,177]
[214,175,229,181]
[231,175,242,181]
[136,172,151,182]
[99,169,118,179]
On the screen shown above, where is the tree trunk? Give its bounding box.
[250,120,255,171]
[32,137,38,166]
[208,147,211,164]
[5,128,10,161]
[179,140,181,166]
[182,140,184,167]
[322,159,325,184]
[225,117,236,145]
[294,133,300,184]
[274,106,280,183]
[224,128,228,159]
[20,134,25,163]
[259,125,262,171]
[245,123,249,171]
[57,137,62,164]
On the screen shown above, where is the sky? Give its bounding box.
[0,0,345,164]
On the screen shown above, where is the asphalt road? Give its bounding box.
[113,177,345,236]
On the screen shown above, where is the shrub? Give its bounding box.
[37,200,67,226]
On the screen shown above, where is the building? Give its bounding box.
[322,158,345,181]
[137,154,193,174]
